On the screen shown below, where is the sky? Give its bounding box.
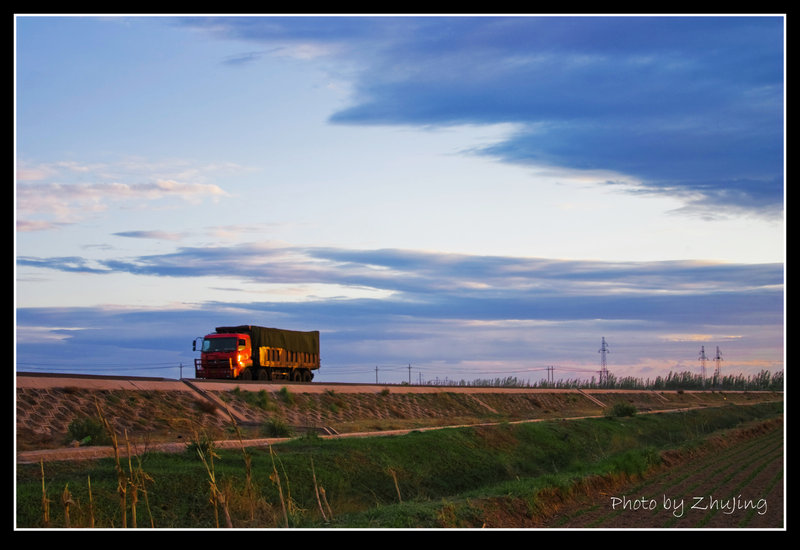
[15,14,785,385]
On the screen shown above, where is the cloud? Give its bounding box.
[16,242,783,381]
[15,220,68,232]
[221,50,267,65]
[660,334,743,343]
[113,230,186,241]
[16,160,231,230]
[182,15,784,217]
[17,256,111,274]
[18,243,784,327]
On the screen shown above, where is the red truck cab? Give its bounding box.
[194,331,252,379]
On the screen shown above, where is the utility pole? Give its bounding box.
[408,363,412,385]
[598,337,610,386]
[375,366,379,384]
[713,346,723,382]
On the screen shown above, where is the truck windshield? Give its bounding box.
[202,337,237,352]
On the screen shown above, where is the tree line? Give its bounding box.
[433,369,783,391]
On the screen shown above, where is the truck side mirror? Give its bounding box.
[192,340,196,351]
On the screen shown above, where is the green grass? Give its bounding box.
[16,401,782,529]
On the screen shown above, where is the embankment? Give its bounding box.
[16,372,782,463]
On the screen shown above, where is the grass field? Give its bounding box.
[16,400,783,529]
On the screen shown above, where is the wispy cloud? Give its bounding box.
[17,243,783,326]
[16,159,231,230]
[113,230,187,241]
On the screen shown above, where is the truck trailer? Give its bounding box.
[193,325,320,381]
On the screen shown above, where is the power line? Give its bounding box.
[16,362,183,374]
[17,361,178,368]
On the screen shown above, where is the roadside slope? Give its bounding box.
[16,373,783,463]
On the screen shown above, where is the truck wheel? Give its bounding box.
[257,368,270,381]
[302,370,313,382]
[291,370,303,382]
[239,368,254,380]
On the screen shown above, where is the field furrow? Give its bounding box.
[548,422,783,528]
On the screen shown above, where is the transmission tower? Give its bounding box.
[598,337,610,386]
[713,346,723,380]
[699,345,708,381]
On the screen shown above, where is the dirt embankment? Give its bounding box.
[16,373,783,465]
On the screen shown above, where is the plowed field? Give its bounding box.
[538,418,784,528]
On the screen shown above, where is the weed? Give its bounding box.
[64,416,112,447]
[195,433,230,528]
[278,386,295,405]
[606,402,638,418]
[185,432,217,457]
[39,460,50,527]
[262,418,294,438]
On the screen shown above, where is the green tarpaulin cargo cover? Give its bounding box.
[216,325,319,355]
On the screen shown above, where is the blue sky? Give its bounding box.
[15,15,785,384]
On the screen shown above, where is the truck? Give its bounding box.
[193,325,320,382]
